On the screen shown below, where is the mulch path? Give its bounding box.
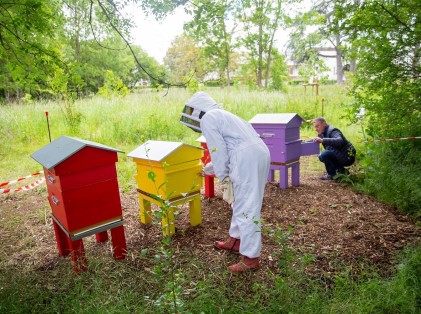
[1,168,420,280]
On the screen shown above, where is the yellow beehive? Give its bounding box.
[128,140,203,199]
[127,140,204,236]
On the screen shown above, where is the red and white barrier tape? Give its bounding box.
[360,136,421,143]
[299,135,421,143]
[0,177,45,194]
[0,171,43,188]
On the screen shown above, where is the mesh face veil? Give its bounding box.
[180,92,222,132]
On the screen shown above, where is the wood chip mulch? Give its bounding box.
[1,172,420,281]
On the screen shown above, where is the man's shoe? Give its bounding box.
[319,174,332,180]
[215,237,240,253]
[337,168,349,175]
[228,256,260,273]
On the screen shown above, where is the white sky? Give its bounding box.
[129,7,189,64]
[127,1,313,64]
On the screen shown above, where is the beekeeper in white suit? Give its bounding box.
[180,92,270,273]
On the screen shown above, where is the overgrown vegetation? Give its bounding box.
[1,86,420,313]
[1,85,419,215]
[0,86,355,187]
[335,0,421,217]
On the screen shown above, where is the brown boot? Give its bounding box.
[228,256,260,273]
[214,237,240,253]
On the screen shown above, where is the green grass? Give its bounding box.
[0,242,419,313]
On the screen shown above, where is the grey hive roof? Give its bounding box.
[31,136,123,169]
[127,140,200,162]
[249,113,303,125]
[195,135,206,143]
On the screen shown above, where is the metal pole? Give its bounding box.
[45,111,52,142]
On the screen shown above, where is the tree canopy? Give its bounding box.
[0,0,169,100]
[330,0,421,213]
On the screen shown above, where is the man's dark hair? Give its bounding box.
[314,117,327,123]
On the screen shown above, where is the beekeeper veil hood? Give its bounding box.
[180,92,222,132]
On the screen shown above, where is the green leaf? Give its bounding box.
[148,171,156,182]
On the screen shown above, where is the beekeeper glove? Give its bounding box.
[203,162,215,176]
[220,176,234,205]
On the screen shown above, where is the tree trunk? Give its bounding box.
[334,34,344,84]
[257,20,263,88]
[226,64,231,90]
[350,59,357,72]
[224,43,231,90]
[265,0,282,88]
[225,43,231,90]
[265,19,279,88]
[74,3,81,96]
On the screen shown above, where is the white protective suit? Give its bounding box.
[181,92,270,258]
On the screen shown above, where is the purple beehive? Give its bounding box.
[250,113,302,163]
[249,113,319,189]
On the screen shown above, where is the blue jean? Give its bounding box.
[318,150,346,176]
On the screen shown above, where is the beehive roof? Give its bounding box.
[249,113,303,125]
[127,140,202,162]
[31,136,123,169]
[195,135,206,143]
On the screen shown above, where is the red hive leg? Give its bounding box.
[68,238,88,273]
[110,225,127,260]
[53,219,70,256]
[204,175,215,198]
[95,231,109,243]
[200,141,215,198]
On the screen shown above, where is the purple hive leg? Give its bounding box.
[279,166,288,189]
[268,168,275,181]
[291,162,300,187]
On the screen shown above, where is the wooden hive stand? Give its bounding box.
[137,190,201,236]
[128,140,204,236]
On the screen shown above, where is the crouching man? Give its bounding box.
[312,117,356,180]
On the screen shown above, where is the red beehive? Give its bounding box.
[31,136,127,272]
[196,135,215,198]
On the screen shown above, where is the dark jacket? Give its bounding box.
[319,125,356,166]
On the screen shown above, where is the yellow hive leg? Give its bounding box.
[189,196,202,226]
[161,207,175,237]
[139,196,152,225]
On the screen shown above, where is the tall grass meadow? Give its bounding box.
[1,85,359,189]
